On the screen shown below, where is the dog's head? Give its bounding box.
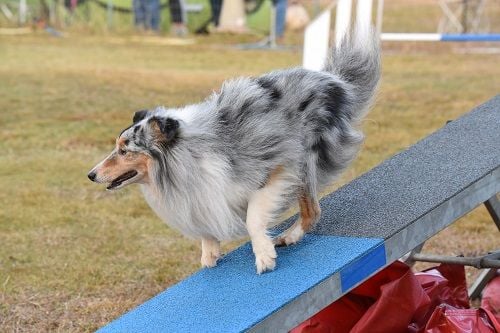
[87,109,179,190]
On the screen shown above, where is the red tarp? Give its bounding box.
[292,261,500,333]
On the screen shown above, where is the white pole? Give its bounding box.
[356,0,373,35]
[218,0,246,32]
[179,0,187,25]
[376,0,384,36]
[303,10,331,71]
[335,0,352,47]
[19,0,27,24]
[380,33,441,41]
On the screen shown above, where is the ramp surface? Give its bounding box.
[98,96,500,333]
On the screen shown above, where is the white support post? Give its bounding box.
[179,0,187,25]
[303,10,331,71]
[218,0,246,33]
[335,0,352,47]
[356,0,373,35]
[19,0,27,24]
[376,0,384,36]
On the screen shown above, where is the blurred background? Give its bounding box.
[0,0,499,331]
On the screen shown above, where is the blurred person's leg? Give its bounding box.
[274,0,287,41]
[169,0,187,36]
[144,0,152,30]
[133,0,146,30]
[150,0,161,31]
[210,0,223,27]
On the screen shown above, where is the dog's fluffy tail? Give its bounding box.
[324,28,381,121]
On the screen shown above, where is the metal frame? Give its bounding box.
[438,0,489,33]
[470,194,500,299]
[248,273,342,332]
[385,168,499,263]
[403,242,425,266]
[411,251,500,269]
[408,192,500,299]
[469,268,498,299]
[485,194,500,229]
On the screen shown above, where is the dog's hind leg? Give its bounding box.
[275,156,321,246]
[274,190,321,246]
[246,166,290,274]
[200,236,221,268]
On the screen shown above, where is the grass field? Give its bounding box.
[0,30,499,332]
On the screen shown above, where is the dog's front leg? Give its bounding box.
[246,168,288,274]
[200,237,221,268]
[247,196,277,274]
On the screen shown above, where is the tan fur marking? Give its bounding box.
[98,151,151,184]
[299,193,321,232]
[266,165,284,185]
[149,120,166,141]
[102,155,117,168]
[133,153,150,183]
[274,190,321,247]
[117,137,127,148]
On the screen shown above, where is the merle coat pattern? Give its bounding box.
[88,31,380,273]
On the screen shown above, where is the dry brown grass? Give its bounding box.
[0,32,499,332]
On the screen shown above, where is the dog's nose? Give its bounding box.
[88,171,97,182]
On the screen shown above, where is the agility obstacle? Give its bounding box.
[302,0,500,71]
[381,33,500,42]
[97,96,500,332]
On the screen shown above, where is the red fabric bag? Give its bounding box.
[408,264,470,331]
[291,262,498,333]
[291,261,429,333]
[481,274,500,321]
[423,305,499,333]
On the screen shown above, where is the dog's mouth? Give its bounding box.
[107,170,138,190]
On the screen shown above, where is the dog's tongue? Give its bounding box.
[107,170,137,190]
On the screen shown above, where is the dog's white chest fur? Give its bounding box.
[140,156,250,241]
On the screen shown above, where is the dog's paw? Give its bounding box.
[201,251,220,268]
[274,224,304,247]
[254,243,277,274]
[201,237,221,268]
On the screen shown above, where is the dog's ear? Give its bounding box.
[133,110,149,123]
[149,117,179,141]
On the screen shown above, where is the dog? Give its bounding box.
[88,31,380,274]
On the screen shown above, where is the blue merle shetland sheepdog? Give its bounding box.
[88,30,380,274]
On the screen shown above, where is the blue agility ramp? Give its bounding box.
[99,235,385,332]
[98,96,500,333]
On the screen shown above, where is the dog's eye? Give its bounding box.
[118,148,127,156]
